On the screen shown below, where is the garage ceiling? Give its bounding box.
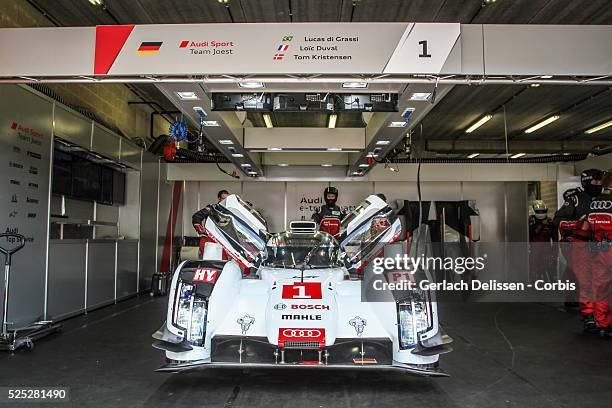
[24,0,612,168]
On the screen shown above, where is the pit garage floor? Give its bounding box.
[1,297,611,408]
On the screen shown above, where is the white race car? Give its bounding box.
[152,194,452,376]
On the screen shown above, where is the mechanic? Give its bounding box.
[192,189,229,257]
[583,170,612,339]
[554,168,605,333]
[312,186,346,224]
[528,200,558,282]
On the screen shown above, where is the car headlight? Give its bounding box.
[172,281,207,346]
[397,292,430,349]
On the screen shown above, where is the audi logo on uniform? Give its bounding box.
[590,201,612,210]
[282,329,322,338]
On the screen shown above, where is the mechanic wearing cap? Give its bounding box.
[554,169,605,333]
[312,186,346,224]
[583,170,612,339]
[192,189,229,257]
[529,200,558,282]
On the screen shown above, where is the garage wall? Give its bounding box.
[183,180,528,243]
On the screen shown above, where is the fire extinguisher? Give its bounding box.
[163,139,177,161]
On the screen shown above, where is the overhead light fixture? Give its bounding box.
[267,147,282,151]
[376,140,391,146]
[467,153,480,159]
[240,163,251,167]
[359,163,370,168]
[248,171,258,176]
[409,92,432,101]
[193,106,205,113]
[327,147,342,151]
[510,153,526,159]
[352,171,363,176]
[389,121,408,128]
[263,113,273,128]
[524,115,560,134]
[88,0,103,5]
[540,75,553,79]
[342,82,368,89]
[202,120,220,127]
[321,164,333,167]
[219,140,233,145]
[238,81,264,89]
[328,113,338,129]
[585,119,612,134]
[530,83,540,88]
[232,153,244,158]
[465,114,493,133]
[176,91,199,100]
[278,163,289,167]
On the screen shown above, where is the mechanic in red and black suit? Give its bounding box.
[553,169,605,334]
[312,186,346,236]
[192,189,229,259]
[528,200,558,282]
[584,170,612,339]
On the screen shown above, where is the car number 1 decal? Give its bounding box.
[282,282,322,299]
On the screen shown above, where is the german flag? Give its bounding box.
[136,41,162,55]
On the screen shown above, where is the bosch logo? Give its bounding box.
[291,304,330,310]
[282,329,322,338]
[591,201,612,210]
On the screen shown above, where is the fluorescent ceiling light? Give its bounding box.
[240,163,251,167]
[327,147,342,151]
[359,164,370,168]
[585,119,612,134]
[192,106,205,113]
[467,153,480,159]
[176,91,198,100]
[540,75,553,79]
[524,115,560,134]
[89,0,103,5]
[238,81,264,89]
[342,82,368,89]
[389,121,407,128]
[248,171,258,175]
[202,121,220,127]
[278,163,289,167]
[219,140,233,145]
[510,153,526,159]
[352,171,363,175]
[232,153,244,158]
[376,140,391,145]
[321,164,333,167]
[267,147,282,151]
[328,113,338,129]
[263,113,273,128]
[465,114,493,133]
[530,83,540,88]
[409,92,431,101]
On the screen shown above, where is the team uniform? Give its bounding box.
[528,210,558,282]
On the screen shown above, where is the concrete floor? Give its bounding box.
[1,296,611,408]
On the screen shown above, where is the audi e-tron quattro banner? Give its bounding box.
[0,23,460,77]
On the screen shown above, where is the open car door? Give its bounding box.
[338,194,402,273]
[204,194,268,269]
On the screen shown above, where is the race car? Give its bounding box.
[152,194,453,376]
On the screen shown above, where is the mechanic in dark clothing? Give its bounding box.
[312,186,346,224]
[192,189,229,235]
[528,200,558,282]
[584,170,612,338]
[553,168,605,333]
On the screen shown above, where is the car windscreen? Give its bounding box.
[263,232,340,268]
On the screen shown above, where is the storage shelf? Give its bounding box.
[50,217,117,227]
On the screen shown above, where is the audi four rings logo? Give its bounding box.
[282,329,322,338]
[591,201,612,210]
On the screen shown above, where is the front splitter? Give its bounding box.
[156,360,449,377]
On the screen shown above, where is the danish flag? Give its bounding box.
[273,53,284,60]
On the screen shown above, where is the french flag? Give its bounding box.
[277,44,289,51]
